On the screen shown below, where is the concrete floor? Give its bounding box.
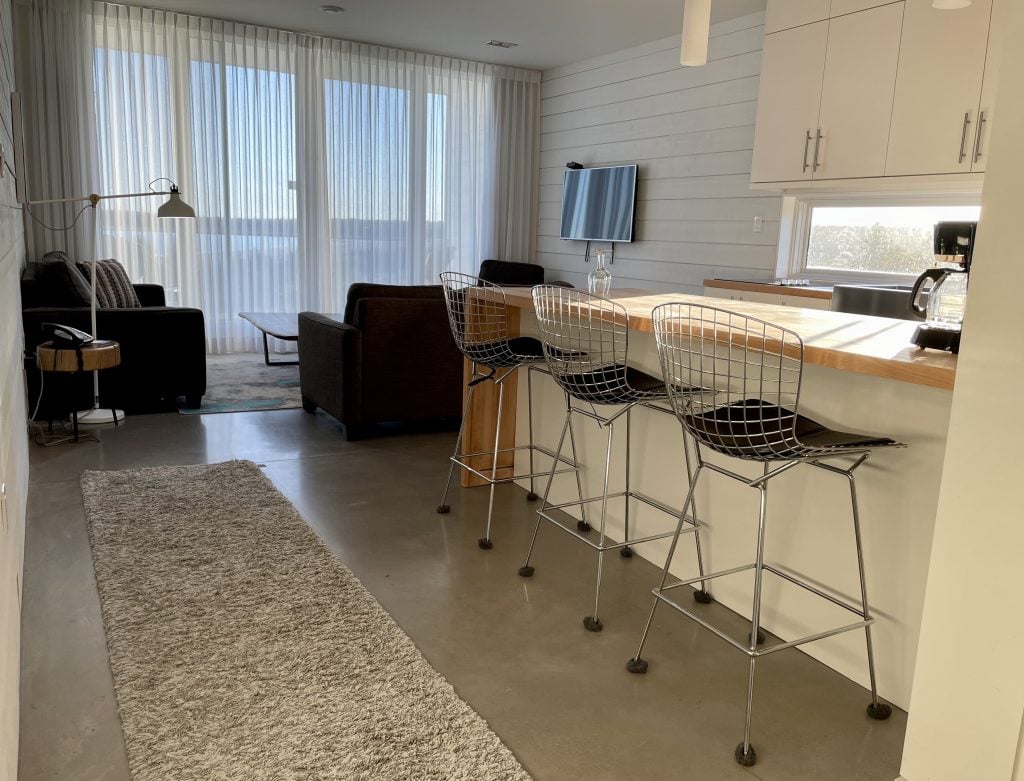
[19,409,906,780]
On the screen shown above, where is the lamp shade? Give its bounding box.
[680,0,712,66]
[157,187,196,218]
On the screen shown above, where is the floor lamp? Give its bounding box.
[26,183,197,424]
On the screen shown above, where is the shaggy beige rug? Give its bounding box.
[81,460,531,781]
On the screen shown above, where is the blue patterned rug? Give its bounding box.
[179,354,301,415]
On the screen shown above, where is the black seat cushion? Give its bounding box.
[464,336,545,368]
[685,399,896,459]
[560,364,668,404]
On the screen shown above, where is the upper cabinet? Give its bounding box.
[750,22,828,183]
[751,3,903,183]
[753,0,1004,185]
[885,0,993,176]
[765,0,830,34]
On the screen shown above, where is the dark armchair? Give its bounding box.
[298,283,463,440]
[22,279,207,414]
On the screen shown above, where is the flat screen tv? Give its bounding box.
[560,164,638,243]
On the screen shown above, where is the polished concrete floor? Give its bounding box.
[20,409,906,780]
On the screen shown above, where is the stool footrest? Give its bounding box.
[448,442,580,487]
[536,505,695,552]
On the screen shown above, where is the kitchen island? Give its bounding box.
[465,287,955,710]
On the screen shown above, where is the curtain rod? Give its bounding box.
[35,0,542,82]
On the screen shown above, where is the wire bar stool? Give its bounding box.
[437,272,582,549]
[518,286,709,632]
[627,303,904,767]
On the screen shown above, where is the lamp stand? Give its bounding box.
[77,204,124,426]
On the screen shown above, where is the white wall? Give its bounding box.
[535,12,781,292]
[898,3,1024,780]
[0,0,28,777]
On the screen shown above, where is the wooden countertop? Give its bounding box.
[703,279,833,300]
[501,287,956,391]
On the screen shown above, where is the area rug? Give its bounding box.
[179,354,302,414]
[80,460,531,781]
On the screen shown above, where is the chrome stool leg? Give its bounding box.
[848,467,892,721]
[437,381,476,514]
[568,410,590,533]
[526,366,540,502]
[518,404,572,578]
[736,482,769,768]
[621,406,634,559]
[685,436,713,604]
[584,423,616,632]
[627,464,704,673]
[478,379,505,550]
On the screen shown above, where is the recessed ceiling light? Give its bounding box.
[485,40,519,48]
[321,4,344,13]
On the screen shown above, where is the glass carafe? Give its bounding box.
[588,248,612,297]
[910,263,968,330]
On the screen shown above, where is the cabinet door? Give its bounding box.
[886,0,993,176]
[815,3,903,179]
[971,0,1004,172]
[765,0,831,34]
[750,22,828,183]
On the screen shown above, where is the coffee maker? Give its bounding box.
[908,221,977,354]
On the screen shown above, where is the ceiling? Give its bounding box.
[132,0,767,71]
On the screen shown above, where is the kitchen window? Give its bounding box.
[779,193,981,283]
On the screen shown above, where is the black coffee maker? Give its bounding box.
[908,221,976,354]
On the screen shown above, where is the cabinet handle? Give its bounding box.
[812,129,823,173]
[802,130,812,173]
[958,112,972,164]
[973,110,987,164]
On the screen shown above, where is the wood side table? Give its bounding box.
[36,340,121,441]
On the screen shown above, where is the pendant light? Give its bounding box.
[932,0,971,7]
[680,0,711,67]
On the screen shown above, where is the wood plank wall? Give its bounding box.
[0,0,28,776]
[535,12,781,293]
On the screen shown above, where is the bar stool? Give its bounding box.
[627,303,904,767]
[518,286,709,632]
[437,272,582,549]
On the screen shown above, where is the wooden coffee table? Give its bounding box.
[239,312,344,366]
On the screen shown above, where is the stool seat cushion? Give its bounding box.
[464,336,545,368]
[560,364,668,404]
[685,399,898,460]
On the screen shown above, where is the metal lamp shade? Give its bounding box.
[157,188,196,218]
[680,0,711,66]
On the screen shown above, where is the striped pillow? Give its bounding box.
[76,259,142,309]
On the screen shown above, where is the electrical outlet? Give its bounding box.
[753,215,763,233]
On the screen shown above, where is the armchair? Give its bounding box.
[298,283,463,440]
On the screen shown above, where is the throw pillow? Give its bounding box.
[32,251,93,307]
[76,259,142,309]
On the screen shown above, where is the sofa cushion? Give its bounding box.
[26,251,93,307]
[77,259,142,308]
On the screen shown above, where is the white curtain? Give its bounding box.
[16,0,540,353]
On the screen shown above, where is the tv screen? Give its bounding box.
[560,164,638,243]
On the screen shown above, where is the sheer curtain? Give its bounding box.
[16,0,540,353]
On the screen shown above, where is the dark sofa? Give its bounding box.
[22,279,207,414]
[298,283,463,440]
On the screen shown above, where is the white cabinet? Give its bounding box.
[750,22,828,183]
[815,3,903,179]
[972,0,1005,172]
[752,3,902,183]
[885,0,993,176]
[765,0,830,33]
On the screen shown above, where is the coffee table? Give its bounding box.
[239,312,344,366]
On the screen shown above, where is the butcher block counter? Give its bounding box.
[457,286,956,714]
[499,286,956,390]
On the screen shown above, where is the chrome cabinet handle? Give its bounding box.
[812,129,823,173]
[958,112,972,164]
[973,110,987,164]
[802,130,812,173]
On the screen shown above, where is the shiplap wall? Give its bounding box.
[0,0,28,776]
[535,11,781,292]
